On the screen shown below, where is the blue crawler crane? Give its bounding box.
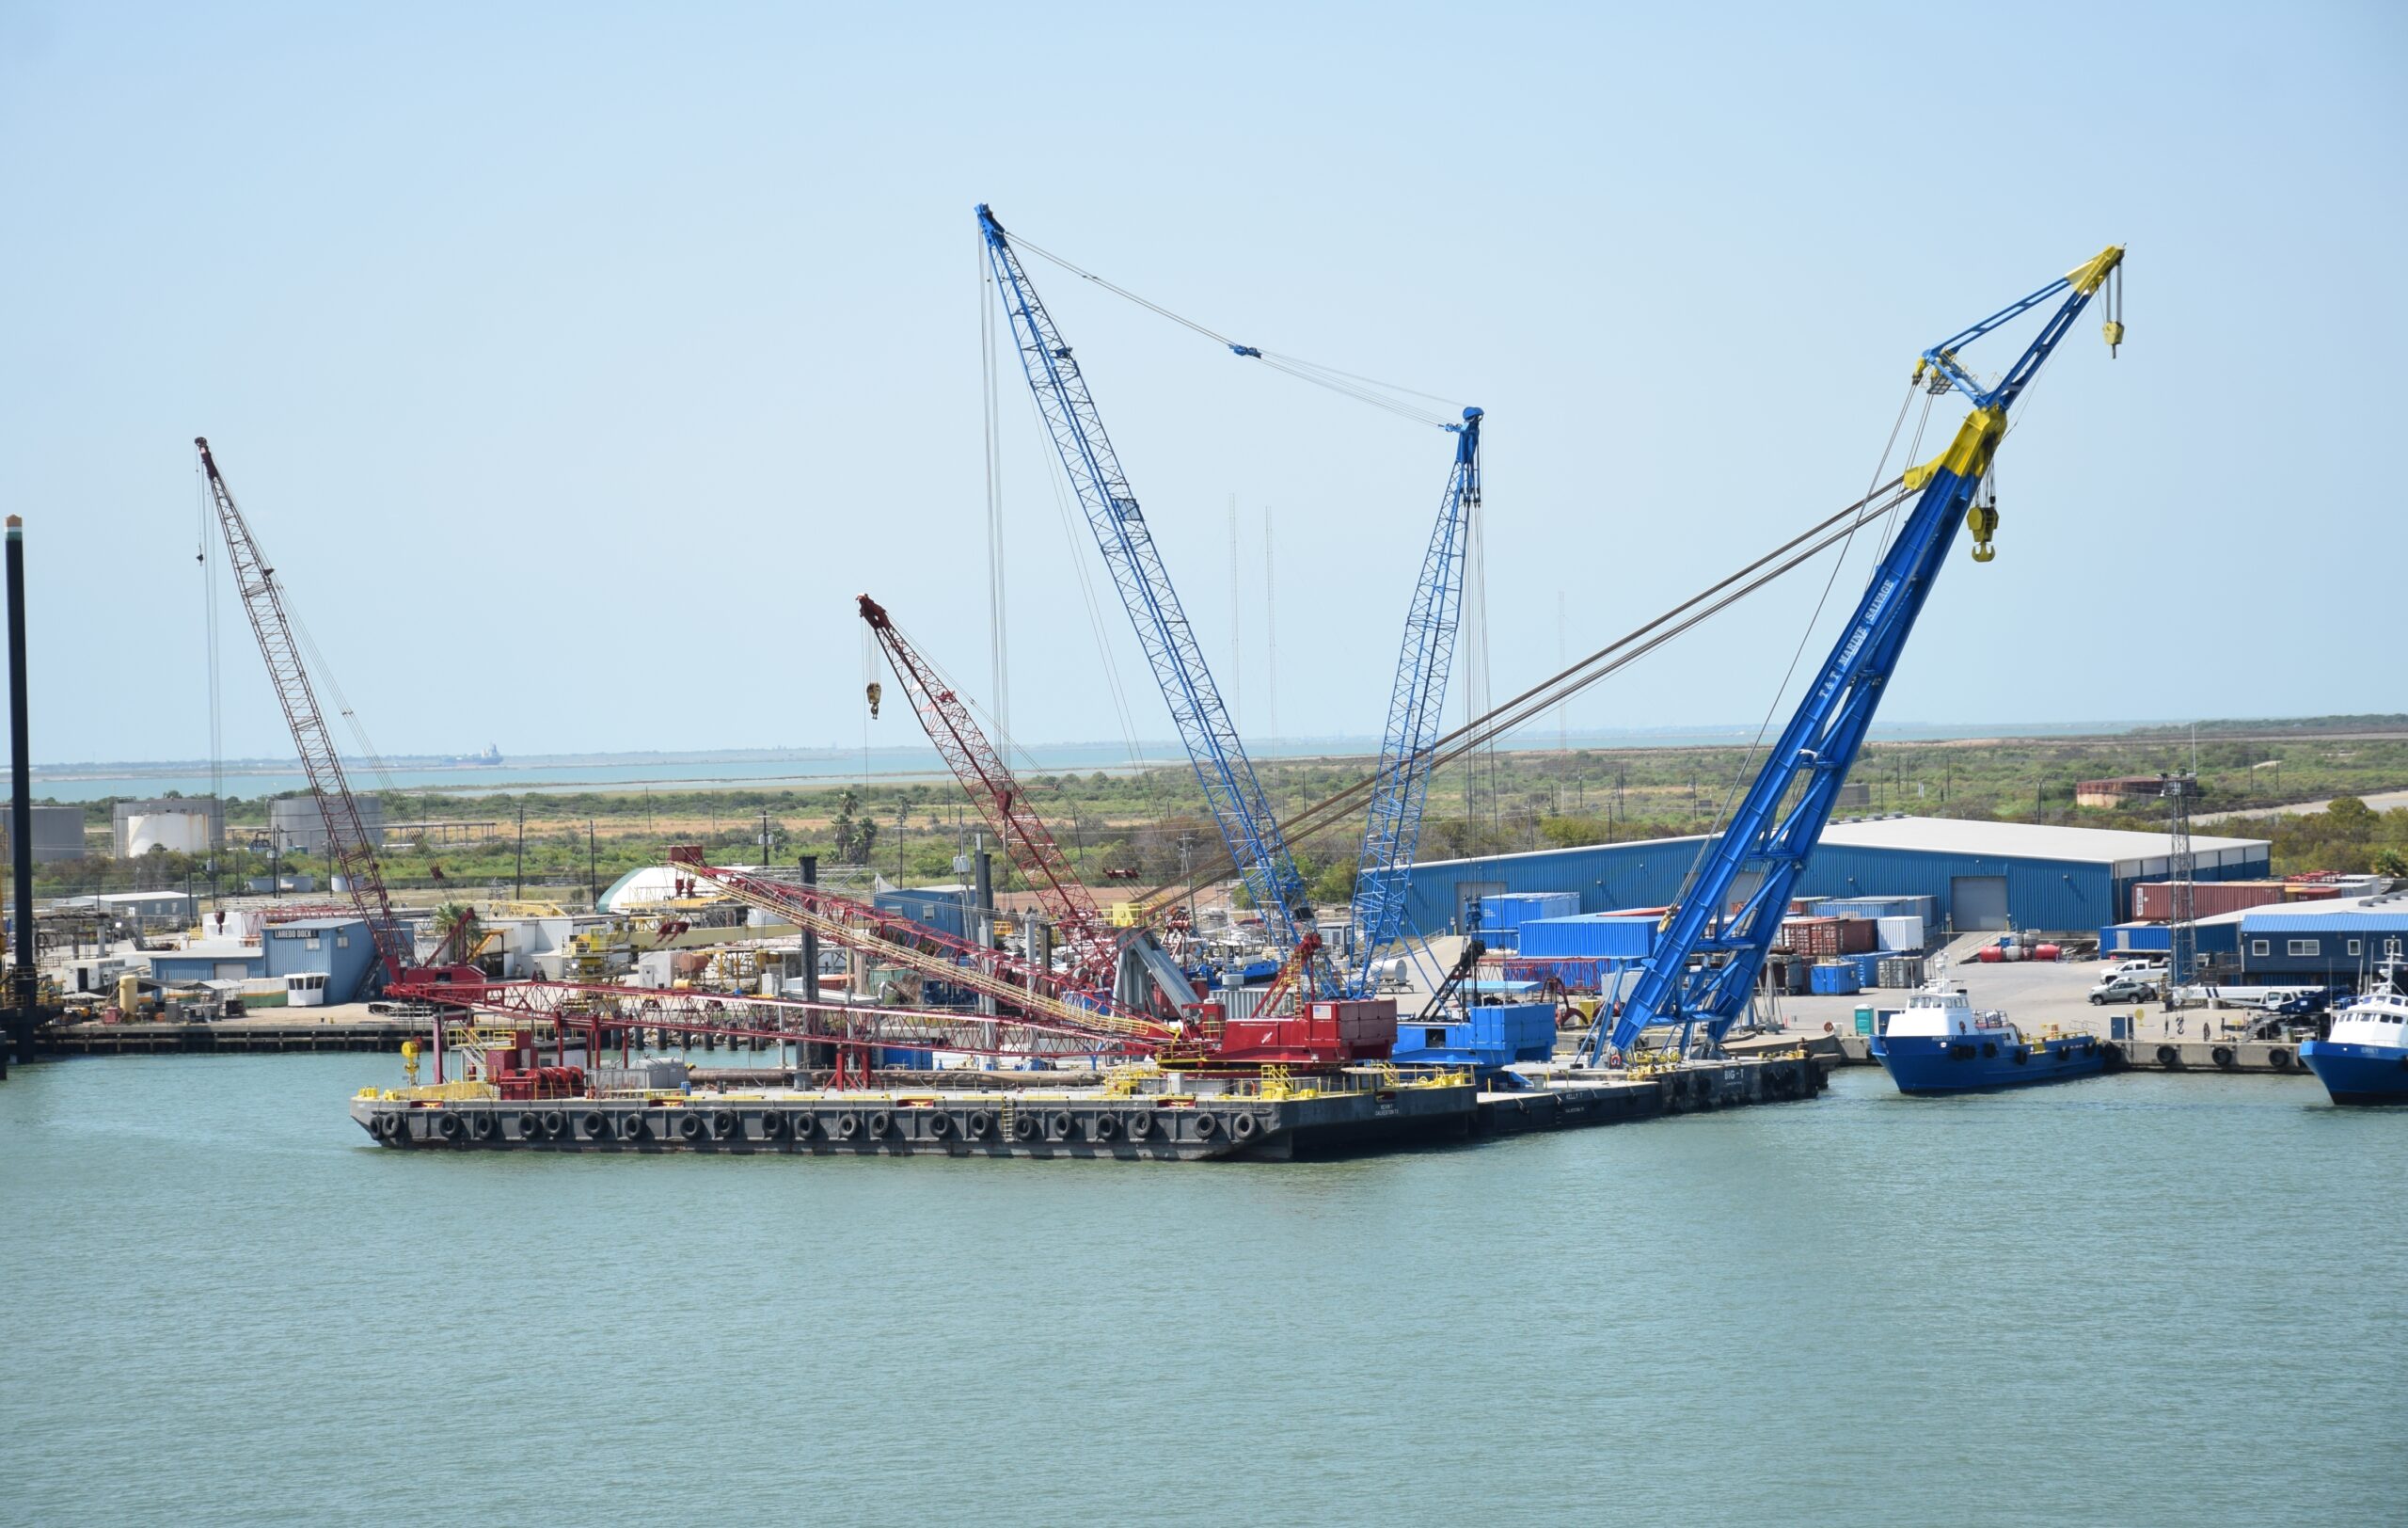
[976,204,1344,1009]
[1581,247,2127,1064]
[1347,407,1481,995]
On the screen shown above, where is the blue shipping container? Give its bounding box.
[1518,915,1656,960]
[1809,962,1861,995]
[1476,893,1579,947]
[1850,952,1884,985]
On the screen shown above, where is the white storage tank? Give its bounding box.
[125,811,212,857]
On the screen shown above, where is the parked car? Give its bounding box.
[2090,974,2163,1005]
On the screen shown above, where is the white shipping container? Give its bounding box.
[1876,915,1926,953]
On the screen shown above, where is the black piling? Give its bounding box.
[7,516,36,1071]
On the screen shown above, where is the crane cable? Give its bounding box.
[1133,477,1916,906]
[1670,382,1934,916]
[1006,232,1461,429]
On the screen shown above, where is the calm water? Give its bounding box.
[4,1058,2400,1527]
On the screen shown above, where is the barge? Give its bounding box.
[352,1049,1829,1161]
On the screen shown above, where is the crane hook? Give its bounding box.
[865,680,882,720]
[2100,262,2125,357]
[1967,476,2000,563]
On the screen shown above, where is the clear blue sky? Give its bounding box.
[3,1,2400,766]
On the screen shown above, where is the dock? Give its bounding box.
[42,1017,425,1055]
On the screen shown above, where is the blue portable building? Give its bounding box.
[2097,915,2242,959]
[2237,895,2408,982]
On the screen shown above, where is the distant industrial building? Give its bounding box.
[3,804,89,863]
[265,795,384,855]
[56,890,198,929]
[2074,775,2179,809]
[1365,816,2273,939]
[112,797,222,857]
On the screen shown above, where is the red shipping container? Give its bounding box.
[2130,880,2289,921]
[1780,916,1877,956]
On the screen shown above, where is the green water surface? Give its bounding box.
[3,1057,2400,1526]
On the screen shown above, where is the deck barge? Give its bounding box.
[353,1051,1829,1161]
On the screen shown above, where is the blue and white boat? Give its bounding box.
[1871,982,2107,1095]
[2299,988,2408,1106]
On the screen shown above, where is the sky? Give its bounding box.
[1,1,2400,768]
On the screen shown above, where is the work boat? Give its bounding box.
[2299,989,2408,1106]
[1870,982,2106,1095]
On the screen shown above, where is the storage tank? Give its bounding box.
[124,811,211,857]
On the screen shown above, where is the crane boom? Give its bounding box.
[857,594,1117,987]
[1346,407,1481,991]
[1590,247,2125,1060]
[975,203,1330,995]
[665,849,1178,1046]
[196,438,410,987]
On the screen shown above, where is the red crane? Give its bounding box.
[198,439,483,1068]
[857,594,1118,987]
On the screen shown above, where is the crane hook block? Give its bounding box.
[1966,502,2000,563]
[865,681,882,720]
[2102,319,2125,356]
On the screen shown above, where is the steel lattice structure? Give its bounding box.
[858,594,1118,987]
[1586,247,2126,1060]
[197,438,412,985]
[975,203,1330,996]
[667,849,1176,1046]
[465,978,1155,1064]
[1346,408,1481,992]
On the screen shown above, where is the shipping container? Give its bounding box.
[1877,955,1925,988]
[1849,952,1884,986]
[1809,962,1861,995]
[1474,891,1580,949]
[1518,915,1656,960]
[2129,880,2289,921]
[1874,914,1926,953]
[1780,915,1877,957]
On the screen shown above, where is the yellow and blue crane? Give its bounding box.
[1581,247,2127,1063]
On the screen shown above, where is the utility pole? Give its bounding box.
[587,820,596,911]
[514,804,524,899]
[2163,773,2200,999]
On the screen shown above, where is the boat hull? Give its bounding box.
[1873,1032,2108,1095]
[2298,1040,2408,1106]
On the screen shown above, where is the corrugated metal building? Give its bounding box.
[1359,816,2273,940]
[2237,894,2408,982]
[148,915,380,1002]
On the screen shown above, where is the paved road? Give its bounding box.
[1766,954,2274,1045]
[2194,787,2408,825]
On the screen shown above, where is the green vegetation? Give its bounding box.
[28,724,2406,905]
[2208,797,2408,879]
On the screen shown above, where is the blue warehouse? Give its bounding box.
[1360,816,2271,942]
